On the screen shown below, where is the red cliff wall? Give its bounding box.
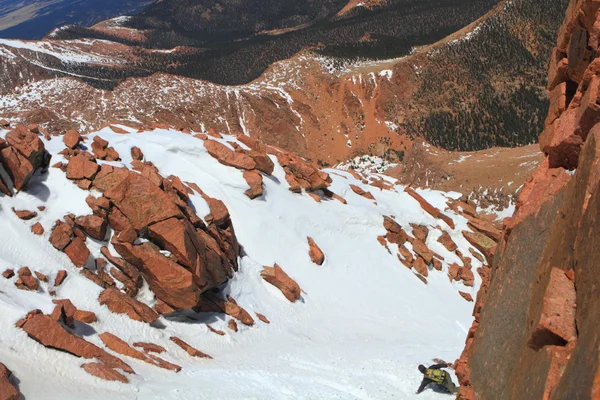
[455,0,600,398]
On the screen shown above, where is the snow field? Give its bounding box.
[0,127,484,399]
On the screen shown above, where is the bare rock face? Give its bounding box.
[0,362,20,400]
[113,241,201,309]
[261,264,302,302]
[103,172,182,230]
[456,4,600,398]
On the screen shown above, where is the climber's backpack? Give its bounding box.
[425,368,446,384]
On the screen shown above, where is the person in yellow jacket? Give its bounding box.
[416,363,458,394]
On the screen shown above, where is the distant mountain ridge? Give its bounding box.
[0,0,153,40]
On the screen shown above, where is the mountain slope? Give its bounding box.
[0,0,153,40]
[0,0,568,163]
[0,123,496,399]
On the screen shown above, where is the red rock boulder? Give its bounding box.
[261,264,302,302]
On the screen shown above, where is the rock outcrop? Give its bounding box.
[456,2,600,398]
[47,145,242,319]
[0,125,50,195]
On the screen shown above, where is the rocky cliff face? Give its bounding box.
[455,0,600,398]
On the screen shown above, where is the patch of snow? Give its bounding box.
[336,155,397,174]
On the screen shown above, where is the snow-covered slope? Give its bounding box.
[0,126,487,399]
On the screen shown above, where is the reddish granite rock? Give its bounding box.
[548,134,584,170]
[307,237,325,265]
[505,159,571,232]
[51,298,77,328]
[246,150,274,175]
[12,208,37,220]
[350,184,375,200]
[104,172,182,230]
[16,267,39,291]
[462,231,496,266]
[261,264,302,302]
[205,294,255,326]
[74,215,107,241]
[228,319,238,332]
[277,152,330,192]
[66,155,99,180]
[170,336,212,359]
[323,189,347,204]
[81,363,128,383]
[243,170,264,199]
[98,288,159,324]
[465,216,502,242]
[411,239,433,264]
[131,146,144,161]
[92,165,129,193]
[404,187,455,229]
[448,263,461,281]
[54,270,68,286]
[108,125,128,134]
[383,216,402,233]
[19,312,133,373]
[0,362,20,400]
[113,241,201,309]
[438,231,458,252]
[31,222,44,235]
[459,292,474,302]
[528,268,577,350]
[34,271,47,282]
[410,224,429,241]
[205,140,256,170]
[256,313,270,324]
[50,221,73,250]
[2,269,14,279]
[133,342,166,354]
[206,324,226,336]
[63,237,90,267]
[147,354,182,372]
[0,125,48,191]
[74,310,98,324]
[99,333,165,368]
[63,130,82,149]
[412,257,429,278]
